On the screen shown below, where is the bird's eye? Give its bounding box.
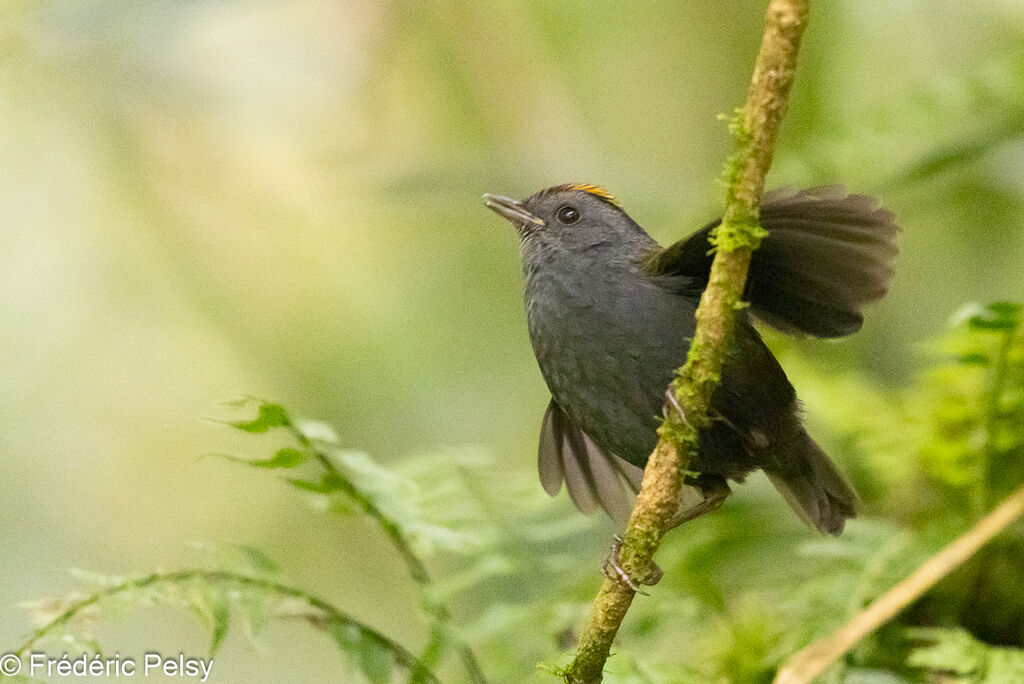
[556,205,580,225]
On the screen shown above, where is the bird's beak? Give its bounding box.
[483,193,545,228]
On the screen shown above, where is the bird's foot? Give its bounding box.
[669,475,731,529]
[601,534,663,595]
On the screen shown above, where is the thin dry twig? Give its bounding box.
[774,483,1024,684]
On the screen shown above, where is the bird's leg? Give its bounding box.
[670,474,731,529]
[601,535,645,595]
[601,534,663,595]
[601,476,729,591]
[706,408,741,435]
[707,408,771,449]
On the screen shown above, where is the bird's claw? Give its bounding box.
[601,535,662,595]
[662,388,690,427]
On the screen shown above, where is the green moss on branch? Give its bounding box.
[563,2,811,681]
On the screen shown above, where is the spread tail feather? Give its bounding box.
[648,186,899,338]
[765,430,858,535]
[539,400,644,521]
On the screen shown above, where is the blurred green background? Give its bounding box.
[2,1,1023,682]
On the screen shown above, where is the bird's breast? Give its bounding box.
[523,262,697,465]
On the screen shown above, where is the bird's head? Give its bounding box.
[484,184,650,255]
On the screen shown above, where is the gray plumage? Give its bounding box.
[485,185,898,535]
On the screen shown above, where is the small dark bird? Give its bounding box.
[484,184,897,535]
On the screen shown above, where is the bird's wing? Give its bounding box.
[647,186,898,338]
[538,400,644,521]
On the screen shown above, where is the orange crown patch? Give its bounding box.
[566,183,622,208]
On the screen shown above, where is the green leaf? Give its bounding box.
[216,447,306,470]
[210,593,230,654]
[892,117,1024,188]
[328,621,359,651]
[949,302,989,329]
[286,472,358,517]
[184,582,231,656]
[906,627,1024,682]
[257,448,306,469]
[358,631,394,684]
[287,471,349,494]
[989,301,1023,319]
[842,669,913,684]
[234,545,281,574]
[989,649,1024,683]
[907,628,981,675]
[237,589,270,644]
[966,302,1022,332]
[328,623,393,682]
[286,478,324,493]
[229,403,291,433]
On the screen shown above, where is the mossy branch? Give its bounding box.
[563,2,810,681]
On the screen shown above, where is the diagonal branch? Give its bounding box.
[774,483,1024,684]
[563,2,811,681]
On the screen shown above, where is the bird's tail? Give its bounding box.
[764,427,858,536]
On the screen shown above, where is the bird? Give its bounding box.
[484,184,897,535]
